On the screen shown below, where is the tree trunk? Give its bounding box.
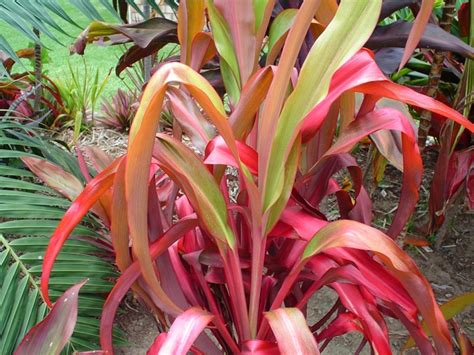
[33,28,42,115]
[417,0,457,151]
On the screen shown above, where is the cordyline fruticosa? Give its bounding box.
[18,0,474,354]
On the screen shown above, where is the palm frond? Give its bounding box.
[0,120,125,353]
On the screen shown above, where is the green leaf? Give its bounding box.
[262,0,383,215]
[404,292,474,349]
[156,134,235,248]
[206,0,242,101]
[267,9,297,60]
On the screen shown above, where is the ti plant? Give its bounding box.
[34,0,474,354]
[96,88,138,132]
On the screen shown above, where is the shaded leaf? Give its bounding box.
[367,21,474,59]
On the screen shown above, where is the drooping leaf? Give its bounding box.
[15,281,86,355]
[301,49,474,141]
[301,220,452,353]
[72,17,177,55]
[41,159,122,306]
[0,122,122,353]
[125,62,257,327]
[116,34,179,76]
[367,21,474,59]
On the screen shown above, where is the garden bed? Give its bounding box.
[57,128,472,353]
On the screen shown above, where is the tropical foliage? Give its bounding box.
[0,121,122,353]
[0,0,472,354]
[18,0,473,354]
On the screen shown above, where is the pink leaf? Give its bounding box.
[21,157,84,201]
[265,308,320,355]
[15,281,86,355]
[149,307,214,355]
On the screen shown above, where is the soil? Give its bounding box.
[60,129,472,354]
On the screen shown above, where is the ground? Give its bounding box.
[62,128,472,354]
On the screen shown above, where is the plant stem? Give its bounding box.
[248,233,265,337]
[256,262,303,339]
[417,0,456,151]
[224,248,251,341]
[142,2,152,82]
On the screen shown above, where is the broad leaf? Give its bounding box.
[265,308,320,355]
[261,0,382,221]
[302,220,452,353]
[72,17,177,55]
[15,281,86,355]
[367,21,474,59]
[149,308,213,354]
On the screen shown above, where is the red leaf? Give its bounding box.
[302,220,452,353]
[204,135,258,174]
[327,108,422,238]
[301,49,474,141]
[15,281,86,355]
[21,157,84,201]
[459,3,470,37]
[40,158,122,306]
[265,308,320,355]
[399,0,434,68]
[100,219,198,352]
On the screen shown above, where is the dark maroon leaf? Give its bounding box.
[116,34,179,76]
[367,21,474,59]
[374,47,405,74]
[379,0,418,21]
[459,3,470,37]
[73,17,177,55]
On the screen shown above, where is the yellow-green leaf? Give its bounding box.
[404,292,474,349]
[262,0,382,215]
